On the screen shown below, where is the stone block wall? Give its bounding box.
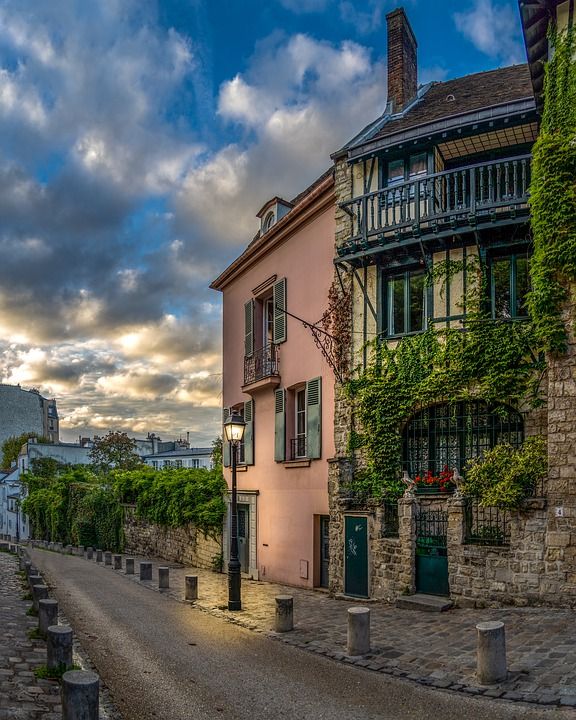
[123,506,223,571]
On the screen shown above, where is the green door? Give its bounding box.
[344,516,368,597]
[415,509,449,596]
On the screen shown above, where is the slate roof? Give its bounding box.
[144,447,212,459]
[344,65,534,155]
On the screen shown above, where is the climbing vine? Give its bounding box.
[528,24,576,353]
[345,260,545,503]
[321,278,352,380]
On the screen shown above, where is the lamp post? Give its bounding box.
[15,497,20,544]
[223,411,246,611]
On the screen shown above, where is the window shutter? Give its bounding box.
[306,377,322,459]
[244,299,254,357]
[274,388,286,462]
[273,278,287,344]
[243,399,254,466]
[222,408,230,467]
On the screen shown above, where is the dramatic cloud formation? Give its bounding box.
[0,0,387,444]
[454,0,524,66]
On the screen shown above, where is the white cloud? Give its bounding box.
[454,0,524,65]
[278,0,330,13]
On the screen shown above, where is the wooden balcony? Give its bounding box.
[337,154,531,263]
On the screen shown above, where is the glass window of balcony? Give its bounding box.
[385,270,427,336]
[491,254,529,319]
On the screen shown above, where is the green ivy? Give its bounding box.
[528,24,576,353]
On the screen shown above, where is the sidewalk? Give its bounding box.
[31,544,576,709]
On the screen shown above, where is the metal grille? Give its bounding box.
[415,509,447,548]
[244,344,279,385]
[464,498,510,546]
[403,401,524,478]
[290,436,307,460]
[382,501,399,538]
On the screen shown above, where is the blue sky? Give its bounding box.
[0,0,527,444]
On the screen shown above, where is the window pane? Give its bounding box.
[389,277,405,335]
[409,153,427,177]
[493,258,511,318]
[515,257,529,317]
[409,273,425,332]
[387,159,404,185]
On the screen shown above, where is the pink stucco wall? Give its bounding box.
[220,186,335,588]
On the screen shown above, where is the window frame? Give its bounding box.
[489,252,530,321]
[382,268,428,338]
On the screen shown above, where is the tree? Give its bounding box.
[89,431,142,472]
[211,436,223,470]
[1,432,46,469]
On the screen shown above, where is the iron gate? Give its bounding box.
[415,509,449,596]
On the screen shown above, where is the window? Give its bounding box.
[164,460,172,468]
[403,401,524,478]
[385,270,426,336]
[175,460,182,468]
[387,159,404,186]
[263,297,274,347]
[152,461,158,470]
[294,388,306,458]
[491,254,529,319]
[263,211,275,232]
[409,152,427,178]
[191,459,200,469]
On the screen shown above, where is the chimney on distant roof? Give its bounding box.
[386,7,417,113]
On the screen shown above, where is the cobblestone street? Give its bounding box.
[30,544,576,709]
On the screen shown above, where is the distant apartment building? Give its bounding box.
[0,384,59,451]
[144,447,213,470]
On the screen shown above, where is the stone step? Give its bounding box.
[395,593,453,612]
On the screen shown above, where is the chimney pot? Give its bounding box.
[386,7,417,113]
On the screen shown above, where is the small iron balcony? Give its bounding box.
[338,154,531,261]
[243,345,279,386]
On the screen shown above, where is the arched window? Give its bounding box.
[402,401,523,478]
[263,211,275,232]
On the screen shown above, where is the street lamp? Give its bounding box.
[223,411,246,611]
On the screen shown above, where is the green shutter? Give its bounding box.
[243,399,254,465]
[273,278,287,344]
[222,408,230,467]
[244,299,254,357]
[274,388,286,462]
[306,377,322,459]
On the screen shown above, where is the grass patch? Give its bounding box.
[21,592,33,601]
[26,606,38,617]
[34,663,81,680]
[0,546,15,554]
[27,628,43,640]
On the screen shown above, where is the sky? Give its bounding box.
[0,0,527,445]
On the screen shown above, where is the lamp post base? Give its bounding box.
[228,560,242,611]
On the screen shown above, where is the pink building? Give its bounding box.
[211,170,335,589]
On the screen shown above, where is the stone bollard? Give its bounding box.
[125,558,134,575]
[113,554,122,570]
[32,584,49,612]
[476,621,507,684]
[139,562,152,581]
[38,599,59,639]
[86,547,94,560]
[185,575,198,601]
[62,670,100,720]
[158,567,169,589]
[347,607,371,656]
[104,551,112,566]
[275,595,294,632]
[29,574,43,593]
[19,554,27,571]
[96,549,103,563]
[24,560,32,577]
[47,625,73,672]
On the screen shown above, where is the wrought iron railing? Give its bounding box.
[243,344,279,385]
[339,154,531,253]
[464,498,510,546]
[382,500,399,537]
[289,435,307,460]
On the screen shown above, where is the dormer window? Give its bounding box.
[257,196,294,235]
[263,211,275,232]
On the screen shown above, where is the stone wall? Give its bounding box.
[123,506,223,571]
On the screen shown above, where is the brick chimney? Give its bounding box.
[386,7,417,113]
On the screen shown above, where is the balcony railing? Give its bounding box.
[290,435,307,460]
[243,344,279,386]
[338,154,531,257]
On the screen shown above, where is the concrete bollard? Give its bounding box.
[139,562,152,581]
[158,567,169,589]
[24,560,32,577]
[113,554,122,570]
[19,554,27,571]
[347,606,371,656]
[275,595,294,632]
[104,551,112,566]
[62,670,100,720]
[47,625,73,672]
[185,575,198,601]
[86,547,93,560]
[96,549,103,563]
[125,558,134,575]
[476,621,507,684]
[38,599,59,639]
[32,584,49,612]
